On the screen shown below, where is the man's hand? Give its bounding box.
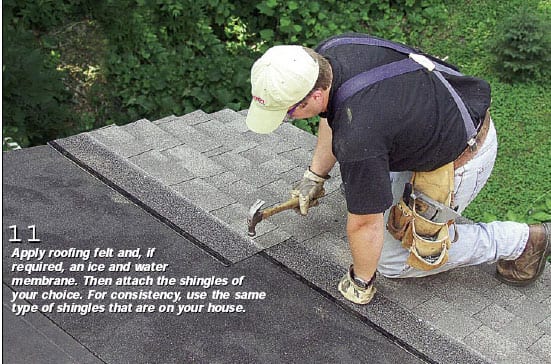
[291,168,330,215]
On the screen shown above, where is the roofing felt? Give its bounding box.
[3,145,426,363]
[4,108,550,363]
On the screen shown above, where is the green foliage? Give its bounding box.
[481,192,551,224]
[3,137,22,151]
[489,5,551,83]
[461,80,551,221]
[70,0,448,128]
[2,0,95,147]
[3,0,87,30]
[248,0,447,134]
[88,0,255,123]
[3,0,448,139]
[252,0,447,49]
[2,25,75,147]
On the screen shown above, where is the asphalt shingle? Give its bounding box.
[51,110,551,364]
[172,178,236,212]
[156,120,223,153]
[120,118,181,150]
[129,150,194,186]
[89,125,151,157]
[194,115,259,153]
[162,145,226,178]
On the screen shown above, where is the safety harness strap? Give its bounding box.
[318,36,477,144]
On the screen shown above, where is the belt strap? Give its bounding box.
[318,36,477,143]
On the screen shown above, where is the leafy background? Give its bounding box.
[2,0,550,225]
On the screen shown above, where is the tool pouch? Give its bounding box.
[386,163,455,271]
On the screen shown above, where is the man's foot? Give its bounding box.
[496,223,551,286]
[338,266,376,304]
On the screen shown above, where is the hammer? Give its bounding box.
[247,188,325,237]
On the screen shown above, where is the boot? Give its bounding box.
[338,265,376,304]
[496,223,551,286]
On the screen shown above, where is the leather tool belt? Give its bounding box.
[387,163,456,271]
[386,110,491,270]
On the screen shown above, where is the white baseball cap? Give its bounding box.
[246,45,319,134]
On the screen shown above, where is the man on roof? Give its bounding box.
[245,33,550,305]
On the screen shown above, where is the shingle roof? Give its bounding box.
[51,109,551,364]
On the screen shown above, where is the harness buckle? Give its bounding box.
[409,53,435,71]
[467,137,477,152]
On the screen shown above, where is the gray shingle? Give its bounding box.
[537,315,551,335]
[163,145,226,178]
[464,326,545,364]
[54,108,550,364]
[259,157,298,175]
[264,203,339,242]
[278,166,307,185]
[210,151,252,171]
[172,178,235,212]
[492,289,551,327]
[425,271,494,316]
[239,146,279,165]
[129,150,194,185]
[301,232,352,268]
[279,147,314,167]
[510,269,551,304]
[473,304,516,331]
[243,129,302,154]
[210,152,279,188]
[528,334,551,363]
[203,173,267,208]
[89,126,151,158]
[120,119,181,150]
[51,131,261,263]
[194,119,258,153]
[497,317,546,349]
[166,110,212,125]
[252,227,293,249]
[225,116,250,134]
[204,171,241,189]
[156,119,223,153]
[376,275,435,310]
[151,114,178,124]
[209,108,242,124]
[202,145,234,157]
[413,297,481,340]
[273,122,318,151]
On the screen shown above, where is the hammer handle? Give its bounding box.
[261,197,300,219]
[261,188,325,219]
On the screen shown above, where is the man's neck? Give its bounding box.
[321,65,333,112]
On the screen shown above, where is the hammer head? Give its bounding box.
[247,199,265,237]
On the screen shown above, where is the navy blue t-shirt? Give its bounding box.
[316,34,491,214]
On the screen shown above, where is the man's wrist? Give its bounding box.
[308,166,330,180]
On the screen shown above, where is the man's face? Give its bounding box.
[285,90,325,121]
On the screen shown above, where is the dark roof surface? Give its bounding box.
[3,109,550,363]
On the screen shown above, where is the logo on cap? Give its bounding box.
[253,95,266,105]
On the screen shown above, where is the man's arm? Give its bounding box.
[291,117,337,215]
[347,212,385,281]
[310,117,336,177]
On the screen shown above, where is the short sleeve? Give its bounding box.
[339,156,393,214]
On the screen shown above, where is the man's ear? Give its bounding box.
[310,89,323,101]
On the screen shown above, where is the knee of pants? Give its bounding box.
[376,248,410,278]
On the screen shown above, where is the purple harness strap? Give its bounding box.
[319,36,477,144]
